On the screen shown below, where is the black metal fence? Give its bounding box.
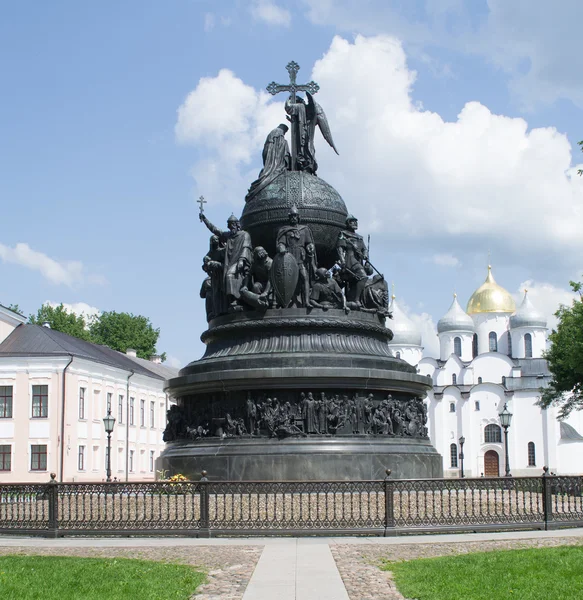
[0,469,581,538]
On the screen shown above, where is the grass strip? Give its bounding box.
[0,555,206,600]
[384,545,583,600]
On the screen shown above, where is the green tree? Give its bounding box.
[29,304,92,341]
[539,280,583,417]
[89,311,165,361]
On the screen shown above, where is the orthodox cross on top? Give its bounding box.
[266,61,320,170]
[266,61,320,104]
[197,195,207,214]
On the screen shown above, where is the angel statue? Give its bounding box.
[285,91,338,175]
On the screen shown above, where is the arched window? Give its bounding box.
[475,401,480,411]
[472,334,478,358]
[507,331,513,357]
[489,332,498,352]
[485,423,502,443]
[453,337,462,357]
[396,351,401,359]
[478,377,483,384]
[452,374,457,385]
[525,333,533,358]
[449,402,456,413]
[528,442,536,466]
[450,443,458,468]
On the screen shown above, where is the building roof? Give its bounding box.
[387,296,422,347]
[466,266,516,315]
[125,354,180,380]
[510,291,547,329]
[437,294,474,334]
[560,422,583,441]
[0,324,177,380]
[0,304,27,326]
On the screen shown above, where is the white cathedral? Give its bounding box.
[389,266,583,478]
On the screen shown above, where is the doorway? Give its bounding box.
[484,450,500,477]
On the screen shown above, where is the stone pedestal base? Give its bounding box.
[157,436,442,481]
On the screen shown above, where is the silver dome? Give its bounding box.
[510,291,547,329]
[388,296,422,347]
[437,295,474,334]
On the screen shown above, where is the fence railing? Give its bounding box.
[0,468,581,537]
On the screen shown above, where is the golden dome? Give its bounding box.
[466,266,516,314]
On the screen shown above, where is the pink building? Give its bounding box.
[0,305,177,482]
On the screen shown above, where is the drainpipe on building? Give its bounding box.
[125,370,134,482]
[59,354,74,482]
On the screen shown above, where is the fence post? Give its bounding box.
[47,472,59,538]
[199,470,210,538]
[384,469,395,537]
[542,466,553,531]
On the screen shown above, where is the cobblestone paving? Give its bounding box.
[0,544,263,599]
[331,535,583,600]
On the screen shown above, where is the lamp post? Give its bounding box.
[103,409,116,482]
[458,436,465,478]
[499,403,513,477]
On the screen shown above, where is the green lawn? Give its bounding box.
[0,555,206,600]
[383,545,583,600]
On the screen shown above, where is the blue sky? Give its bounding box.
[1,0,582,365]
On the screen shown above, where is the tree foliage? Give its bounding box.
[28,304,165,361]
[540,280,583,417]
[29,304,92,341]
[1,303,24,316]
[89,311,165,361]
[7,304,24,316]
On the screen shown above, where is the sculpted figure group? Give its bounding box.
[163,392,428,442]
[199,207,389,321]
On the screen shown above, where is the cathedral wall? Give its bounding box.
[417,358,437,380]
[509,327,547,359]
[472,313,512,355]
[556,409,583,474]
[471,354,513,386]
[438,331,473,362]
[390,345,422,367]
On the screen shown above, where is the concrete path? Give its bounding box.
[0,527,582,547]
[242,540,349,600]
[1,529,582,599]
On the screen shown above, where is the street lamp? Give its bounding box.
[102,409,116,482]
[458,435,465,478]
[499,403,513,477]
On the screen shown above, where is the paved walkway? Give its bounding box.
[242,540,348,600]
[0,529,582,599]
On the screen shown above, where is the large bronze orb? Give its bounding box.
[240,170,348,268]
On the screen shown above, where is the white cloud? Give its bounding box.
[165,355,183,369]
[176,35,583,272]
[175,68,283,204]
[431,254,461,268]
[203,12,215,32]
[514,281,578,332]
[46,301,101,326]
[250,0,291,27]
[301,0,583,109]
[0,242,106,288]
[479,0,583,109]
